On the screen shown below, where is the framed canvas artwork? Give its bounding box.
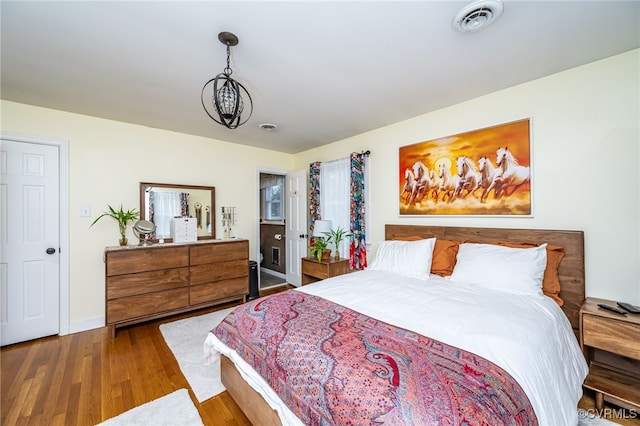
[399,118,532,216]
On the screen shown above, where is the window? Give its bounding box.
[265,184,283,221]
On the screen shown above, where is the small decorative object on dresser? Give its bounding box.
[90,204,140,246]
[580,297,640,411]
[301,257,349,285]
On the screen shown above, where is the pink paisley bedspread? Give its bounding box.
[212,290,537,425]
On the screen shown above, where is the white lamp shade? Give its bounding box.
[312,220,332,237]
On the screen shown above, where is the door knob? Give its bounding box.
[46,247,56,255]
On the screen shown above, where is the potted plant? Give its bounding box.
[323,226,352,259]
[90,204,140,246]
[308,237,331,262]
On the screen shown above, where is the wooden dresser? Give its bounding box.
[580,297,640,411]
[105,239,248,336]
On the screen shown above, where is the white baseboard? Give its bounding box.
[68,316,105,334]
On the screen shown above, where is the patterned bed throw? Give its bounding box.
[213,291,537,425]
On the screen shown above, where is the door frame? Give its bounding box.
[1,132,70,336]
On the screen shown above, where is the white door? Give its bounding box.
[285,170,307,287]
[1,139,60,346]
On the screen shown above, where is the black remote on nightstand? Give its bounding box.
[597,303,628,315]
[617,302,640,314]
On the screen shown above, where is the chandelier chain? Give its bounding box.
[224,45,233,76]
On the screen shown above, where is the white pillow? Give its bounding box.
[368,238,435,281]
[449,243,547,296]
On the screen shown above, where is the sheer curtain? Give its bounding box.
[320,157,350,258]
[152,191,183,238]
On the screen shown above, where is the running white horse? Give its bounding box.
[400,168,416,204]
[411,160,433,204]
[488,147,530,197]
[478,156,501,202]
[437,161,459,202]
[453,156,480,199]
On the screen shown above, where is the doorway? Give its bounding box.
[258,171,287,289]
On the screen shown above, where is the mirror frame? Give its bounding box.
[139,182,216,242]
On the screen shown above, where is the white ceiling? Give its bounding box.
[1,1,638,154]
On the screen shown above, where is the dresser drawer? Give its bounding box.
[303,260,329,279]
[107,267,189,300]
[106,246,189,276]
[190,259,248,285]
[583,314,640,361]
[190,241,248,265]
[190,277,247,305]
[107,288,189,323]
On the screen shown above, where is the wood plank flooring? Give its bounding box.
[2,283,638,425]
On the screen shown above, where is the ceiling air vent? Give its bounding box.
[453,0,504,33]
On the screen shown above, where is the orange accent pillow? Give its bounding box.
[431,239,460,277]
[493,242,565,306]
[392,236,460,277]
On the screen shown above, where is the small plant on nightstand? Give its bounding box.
[308,238,330,262]
[323,226,352,259]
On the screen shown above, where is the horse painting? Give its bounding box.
[488,147,530,197]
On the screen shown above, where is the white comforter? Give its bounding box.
[205,269,588,426]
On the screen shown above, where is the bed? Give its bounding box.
[205,225,589,425]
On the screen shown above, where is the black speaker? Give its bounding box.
[248,260,259,301]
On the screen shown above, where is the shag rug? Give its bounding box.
[159,308,620,425]
[159,307,235,402]
[96,389,203,426]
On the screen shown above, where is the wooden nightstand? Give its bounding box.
[580,297,640,411]
[301,257,350,285]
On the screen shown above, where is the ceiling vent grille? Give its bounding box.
[453,0,504,33]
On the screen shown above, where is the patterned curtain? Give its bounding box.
[180,192,189,217]
[148,190,156,239]
[308,161,322,237]
[349,152,367,270]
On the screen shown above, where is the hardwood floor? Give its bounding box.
[2,282,638,425]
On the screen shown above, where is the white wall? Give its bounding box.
[295,49,640,304]
[1,49,638,332]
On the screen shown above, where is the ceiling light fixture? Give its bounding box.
[453,0,504,33]
[201,31,253,129]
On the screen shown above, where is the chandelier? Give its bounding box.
[201,32,253,129]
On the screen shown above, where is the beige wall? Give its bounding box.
[1,102,293,329]
[2,49,638,332]
[295,49,640,305]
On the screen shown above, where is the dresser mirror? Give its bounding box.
[139,182,215,242]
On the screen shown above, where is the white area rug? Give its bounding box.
[96,389,203,426]
[159,307,235,402]
[160,308,620,425]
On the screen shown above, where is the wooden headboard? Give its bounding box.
[385,225,585,332]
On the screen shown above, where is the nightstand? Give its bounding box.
[580,297,640,411]
[301,257,350,285]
